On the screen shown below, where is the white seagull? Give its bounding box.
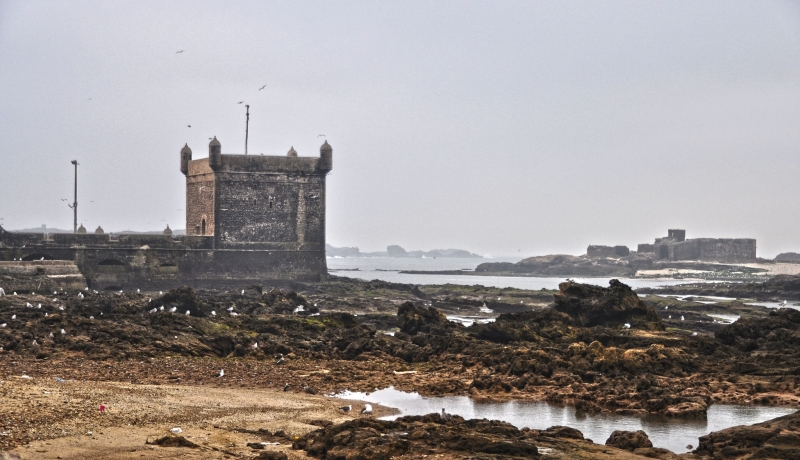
[210,310,216,316]
[623,323,631,329]
[681,315,685,321]
[185,310,190,315]
[218,369,225,378]
[169,306,177,313]
[339,405,352,412]
[361,404,373,414]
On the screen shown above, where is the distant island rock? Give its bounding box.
[326,244,481,258]
[475,254,640,277]
[775,252,800,263]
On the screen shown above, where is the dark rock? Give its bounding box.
[540,425,584,439]
[694,410,800,459]
[255,452,289,460]
[396,302,457,336]
[605,430,653,450]
[553,279,663,330]
[146,435,199,448]
[716,308,800,350]
[293,414,539,458]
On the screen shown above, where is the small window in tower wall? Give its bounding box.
[201,219,206,235]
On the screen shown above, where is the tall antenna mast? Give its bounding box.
[69,160,79,233]
[245,104,250,155]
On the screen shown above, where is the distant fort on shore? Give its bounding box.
[587,229,757,262]
[0,138,333,290]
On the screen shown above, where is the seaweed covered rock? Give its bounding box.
[160,286,213,317]
[605,430,653,450]
[694,410,800,459]
[292,414,539,459]
[553,279,663,330]
[716,308,800,351]
[397,302,458,336]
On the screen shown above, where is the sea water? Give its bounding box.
[335,387,796,454]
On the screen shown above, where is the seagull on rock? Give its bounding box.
[361,404,372,415]
[0,288,5,296]
[339,405,352,412]
[303,384,316,395]
[623,323,631,329]
[218,369,225,378]
[211,310,216,316]
[681,315,685,321]
[440,408,453,422]
[185,310,190,315]
[169,307,177,313]
[283,383,290,392]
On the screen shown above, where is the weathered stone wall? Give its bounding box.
[0,260,86,291]
[653,238,756,262]
[637,244,655,254]
[0,231,325,290]
[186,158,215,236]
[587,245,630,258]
[696,238,756,261]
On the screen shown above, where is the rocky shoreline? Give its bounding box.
[2,275,800,458]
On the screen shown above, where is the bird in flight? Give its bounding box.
[237,101,244,104]
[259,85,267,91]
[187,125,191,128]
[61,199,67,201]
[317,134,326,138]
[176,50,184,54]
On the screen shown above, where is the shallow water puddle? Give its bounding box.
[334,387,796,454]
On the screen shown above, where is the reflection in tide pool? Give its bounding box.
[335,387,796,454]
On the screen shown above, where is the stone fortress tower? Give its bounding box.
[180,137,333,279]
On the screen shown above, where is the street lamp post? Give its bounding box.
[69,160,78,233]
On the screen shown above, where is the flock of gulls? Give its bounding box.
[0,286,382,416]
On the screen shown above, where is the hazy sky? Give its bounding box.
[1,1,799,258]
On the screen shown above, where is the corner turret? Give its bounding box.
[180,144,192,175]
[287,146,298,157]
[318,141,332,173]
[209,137,222,170]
